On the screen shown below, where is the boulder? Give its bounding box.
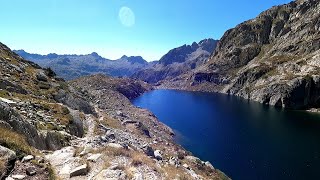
[26,167,37,176]
[0,145,16,178]
[106,131,116,140]
[154,150,162,160]
[205,161,215,170]
[0,101,47,150]
[0,145,16,162]
[87,154,102,162]
[107,143,123,149]
[22,155,34,162]
[0,80,27,94]
[36,71,48,82]
[54,89,94,114]
[68,110,84,138]
[142,145,154,157]
[69,164,89,178]
[11,174,26,179]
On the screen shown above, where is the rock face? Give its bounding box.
[161,0,320,110]
[69,164,89,177]
[0,42,93,152]
[132,39,218,84]
[14,50,151,80]
[0,145,16,178]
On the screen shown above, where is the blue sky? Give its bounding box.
[0,0,291,61]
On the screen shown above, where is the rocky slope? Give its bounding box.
[132,39,218,84]
[1,43,229,179]
[160,0,320,110]
[0,42,92,179]
[14,50,150,80]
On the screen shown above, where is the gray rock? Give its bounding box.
[106,131,116,140]
[36,71,48,82]
[70,164,89,177]
[183,163,190,170]
[94,169,126,180]
[0,145,16,162]
[11,175,26,179]
[54,89,94,114]
[154,150,162,160]
[0,145,16,178]
[169,157,180,167]
[68,110,84,138]
[107,143,123,149]
[26,167,36,176]
[0,80,27,94]
[205,161,215,170]
[87,154,102,162]
[22,155,34,162]
[116,110,124,117]
[142,145,154,157]
[0,120,12,129]
[0,101,47,150]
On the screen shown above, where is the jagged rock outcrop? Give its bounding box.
[161,0,320,110]
[54,89,94,114]
[132,39,218,83]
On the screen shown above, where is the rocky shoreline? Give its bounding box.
[157,0,320,112]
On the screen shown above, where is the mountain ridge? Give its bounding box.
[159,0,320,110]
[14,50,150,80]
[132,38,219,83]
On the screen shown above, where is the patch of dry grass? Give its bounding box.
[131,152,147,167]
[40,103,73,126]
[0,127,32,157]
[130,151,157,169]
[102,116,122,129]
[94,114,123,136]
[124,167,134,179]
[161,165,191,180]
[93,146,132,158]
[0,159,7,176]
[0,90,9,98]
[48,163,60,180]
[73,146,85,157]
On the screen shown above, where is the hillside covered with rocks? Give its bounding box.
[0,43,229,179]
[160,0,320,110]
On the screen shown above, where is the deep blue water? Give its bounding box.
[132,90,320,180]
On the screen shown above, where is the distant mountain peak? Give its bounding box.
[15,49,26,53]
[45,53,58,59]
[15,50,151,80]
[158,38,218,65]
[121,55,148,64]
[121,55,128,59]
[90,52,100,57]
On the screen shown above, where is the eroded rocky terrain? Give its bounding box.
[0,43,229,180]
[159,0,320,110]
